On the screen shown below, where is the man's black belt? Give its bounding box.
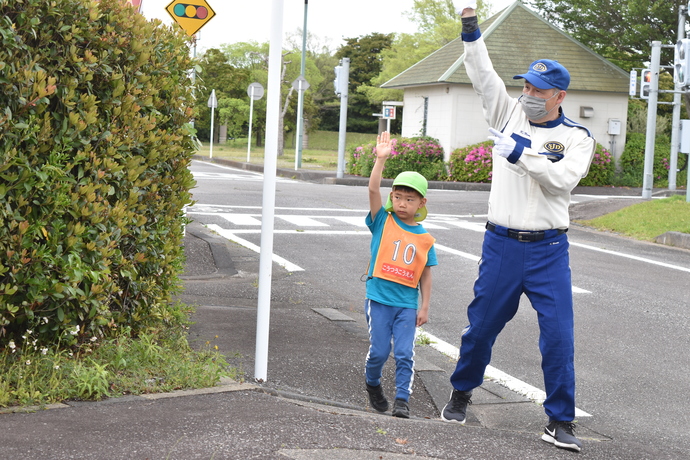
[485,221,567,242]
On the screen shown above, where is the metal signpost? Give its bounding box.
[207,89,217,158]
[292,76,310,169]
[246,82,265,162]
[294,1,309,170]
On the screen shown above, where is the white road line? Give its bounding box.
[416,328,592,418]
[215,229,369,235]
[218,213,262,226]
[434,243,480,262]
[418,222,450,229]
[277,215,329,227]
[442,221,487,232]
[206,225,304,272]
[327,216,368,227]
[192,161,295,182]
[571,241,690,273]
[189,211,263,226]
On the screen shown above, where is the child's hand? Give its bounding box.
[375,131,392,160]
[416,309,428,327]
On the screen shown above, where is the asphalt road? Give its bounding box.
[187,159,690,454]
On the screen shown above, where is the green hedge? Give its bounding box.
[0,0,196,347]
[578,143,615,187]
[618,133,688,187]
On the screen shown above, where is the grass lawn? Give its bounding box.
[198,130,379,171]
[581,195,690,241]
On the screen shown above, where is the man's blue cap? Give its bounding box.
[513,59,570,91]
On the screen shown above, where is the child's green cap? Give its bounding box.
[384,171,429,222]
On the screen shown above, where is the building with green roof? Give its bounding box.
[381,1,630,161]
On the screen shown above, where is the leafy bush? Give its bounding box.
[348,141,377,177]
[579,143,615,186]
[0,0,196,347]
[348,136,446,180]
[616,133,682,187]
[448,141,493,183]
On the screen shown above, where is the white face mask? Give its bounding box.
[519,91,559,121]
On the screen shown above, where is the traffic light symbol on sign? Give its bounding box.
[173,3,210,19]
[166,0,216,36]
[640,69,651,100]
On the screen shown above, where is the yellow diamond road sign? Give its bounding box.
[166,0,216,37]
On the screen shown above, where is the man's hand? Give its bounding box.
[453,0,477,15]
[375,131,392,160]
[488,127,517,159]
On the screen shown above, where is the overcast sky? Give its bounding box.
[139,0,516,53]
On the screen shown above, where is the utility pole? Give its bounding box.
[334,58,350,179]
[294,0,309,170]
[642,42,661,199]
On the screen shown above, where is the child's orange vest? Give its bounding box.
[372,214,435,288]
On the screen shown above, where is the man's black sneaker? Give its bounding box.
[365,383,389,412]
[391,399,410,418]
[441,389,472,424]
[542,420,582,452]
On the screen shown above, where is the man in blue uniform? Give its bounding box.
[441,2,596,453]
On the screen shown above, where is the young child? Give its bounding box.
[364,131,438,418]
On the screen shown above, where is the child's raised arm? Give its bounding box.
[369,131,392,220]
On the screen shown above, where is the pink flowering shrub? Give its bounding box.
[578,143,615,186]
[448,141,493,183]
[348,141,377,177]
[348,136,446,180]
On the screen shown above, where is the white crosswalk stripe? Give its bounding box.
[187,204,592,294]
[192,170,295,183]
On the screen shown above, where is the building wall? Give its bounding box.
[401,85,628,162]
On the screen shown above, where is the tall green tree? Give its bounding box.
[525,0,684,71]
[334,33,394,133]
[360,1,488,120]
[284,31,340,137]
[526,0,688,119]
[196,48,251,142]
[219,39,324,155]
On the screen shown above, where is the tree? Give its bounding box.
[525,0,687,119]
[525,0,683,72]
[220,41,271,147]
[359,0,487,130]
[196,48,251,142]
[335,33,395,133]
[284,30,339,139]
[219,38,325,155]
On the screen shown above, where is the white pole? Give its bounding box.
[642,41,661,199]
[295,0,309,170]
[336,57,349,179]
[254,0,284,383]
[294,77,304,170]
[670,11,686,190]
[247,86,255,162]
[209,91,215,159]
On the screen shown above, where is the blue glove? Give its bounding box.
[488,128,518,160]
[453,0,477,15]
